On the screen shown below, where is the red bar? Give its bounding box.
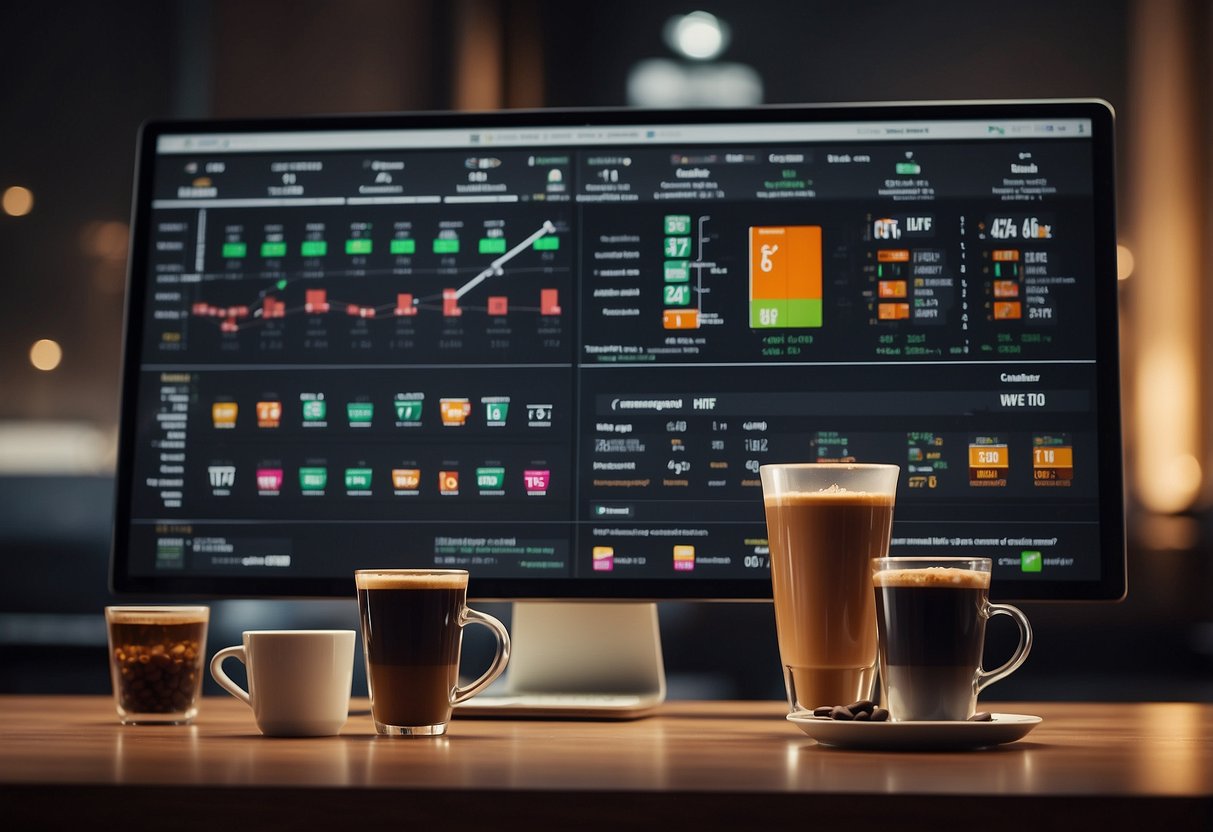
[488,296,509,316]
[443,288,462,317]
[395,293,417,316]
[305,289,330,314]
[540,288,561,316]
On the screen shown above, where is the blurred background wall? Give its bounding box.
[0,0,1210,701]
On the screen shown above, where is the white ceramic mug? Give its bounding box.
[210,630,355,737]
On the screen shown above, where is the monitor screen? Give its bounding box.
[112,101,1124,601]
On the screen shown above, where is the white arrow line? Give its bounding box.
[453,220,556,300]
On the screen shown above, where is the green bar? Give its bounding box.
[390,239,416,255]
[533,236,560,251]
[750,300,788,329]
[344,468,373,490]
[300,240,327,257]
[345,239,373,255]
[222,242,247,259]
[260,241,287,258]
[479,238,507,254]
[896,161,921,175]
[433,238,460,254]
[786,299,823,328]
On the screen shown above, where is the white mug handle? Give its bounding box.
[209,645,251,706]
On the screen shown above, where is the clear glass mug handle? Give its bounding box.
[976,602,1033,694]
[450,607,512,705]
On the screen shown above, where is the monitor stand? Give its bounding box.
[455,601,667,719]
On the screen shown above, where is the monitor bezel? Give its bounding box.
[111,99,1125,602]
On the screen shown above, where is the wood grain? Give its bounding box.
[0,696,1210,830]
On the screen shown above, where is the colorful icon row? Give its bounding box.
[210,397,552,429]
[207,464,551,496]
[591,544,697,573]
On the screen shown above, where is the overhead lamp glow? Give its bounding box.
[666,11,729,61]
[2,186,34,217]
[30,339,62,371]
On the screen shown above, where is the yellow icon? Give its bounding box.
[212,402,238,429]
[392,469,421,490]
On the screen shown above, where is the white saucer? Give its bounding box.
[786,712,1042,751]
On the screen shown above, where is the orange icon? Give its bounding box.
[212,402,238,429]
[439,398,472,426]
[256,401,282,428]
[439,470,460,495]
[392,469,422,490]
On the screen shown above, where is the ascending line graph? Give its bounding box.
[190,221,560,332]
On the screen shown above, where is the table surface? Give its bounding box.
[2,696,1211,830]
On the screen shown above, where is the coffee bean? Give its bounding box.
[871,708,889,722]
[846,700,875,714]
[829,706,854,720]
[853,710,871,721]
[968,712,993,722]
[813,706,833,717]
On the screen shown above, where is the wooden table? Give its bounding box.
[1,697,1210,830]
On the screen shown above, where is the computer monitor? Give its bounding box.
[112,101,1124,712]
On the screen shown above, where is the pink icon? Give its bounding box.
[523,469,551,495]
[256,468,284,493]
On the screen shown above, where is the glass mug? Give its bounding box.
[355,569,510,736]
[759,463,899,713]
[872,557,1033,721]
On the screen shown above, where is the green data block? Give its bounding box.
[664,237,691,258]
[346,402,374,424]
[533,236,560,251]
[664,260,690,283]
[222,242,247,259]
[479,238,507,254]
[476,467,506,490]
[260,241,287,258]
[1021,551,1043,572]
[664,215,692,235]
[345,239,373,255]
[300,240,327,257]
[394,400,423,422]
[896,161,922,175]
[344,468,373,490]
[994,262,1018,278]
[299,467,328,491]
[663,284,692,307]
[390,239,417,255]
[433,238,460,254]
[302,400,326,422]
[750,300,822,328]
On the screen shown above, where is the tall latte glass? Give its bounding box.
[356,569,510,736]
[760,463,899,714]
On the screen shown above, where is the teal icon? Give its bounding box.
[302,400,327,422]
[663,236,691,258]
[394,400,423,422]
[664,260,690,283]
[347,402,374,425]
[299,467,327,491]
[664,215,691,235]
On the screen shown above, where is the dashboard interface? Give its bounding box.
[114,104,1123,599]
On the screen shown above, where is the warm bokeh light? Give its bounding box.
[80,220,129,261]
[2,186,34,217]
[1116,243,1134,280]
[29,339,62,371]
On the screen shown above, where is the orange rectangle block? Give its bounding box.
[1033,446,1074,467]
[993,280,1019,298]
[749,225,822,300]
[969,445,1008,467]
[877,249,911,263]
[663,308,700,329]
[992,250,1020,262]
[994,301,1022,319]
[878,280,907,298]
[878,302,910,320]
